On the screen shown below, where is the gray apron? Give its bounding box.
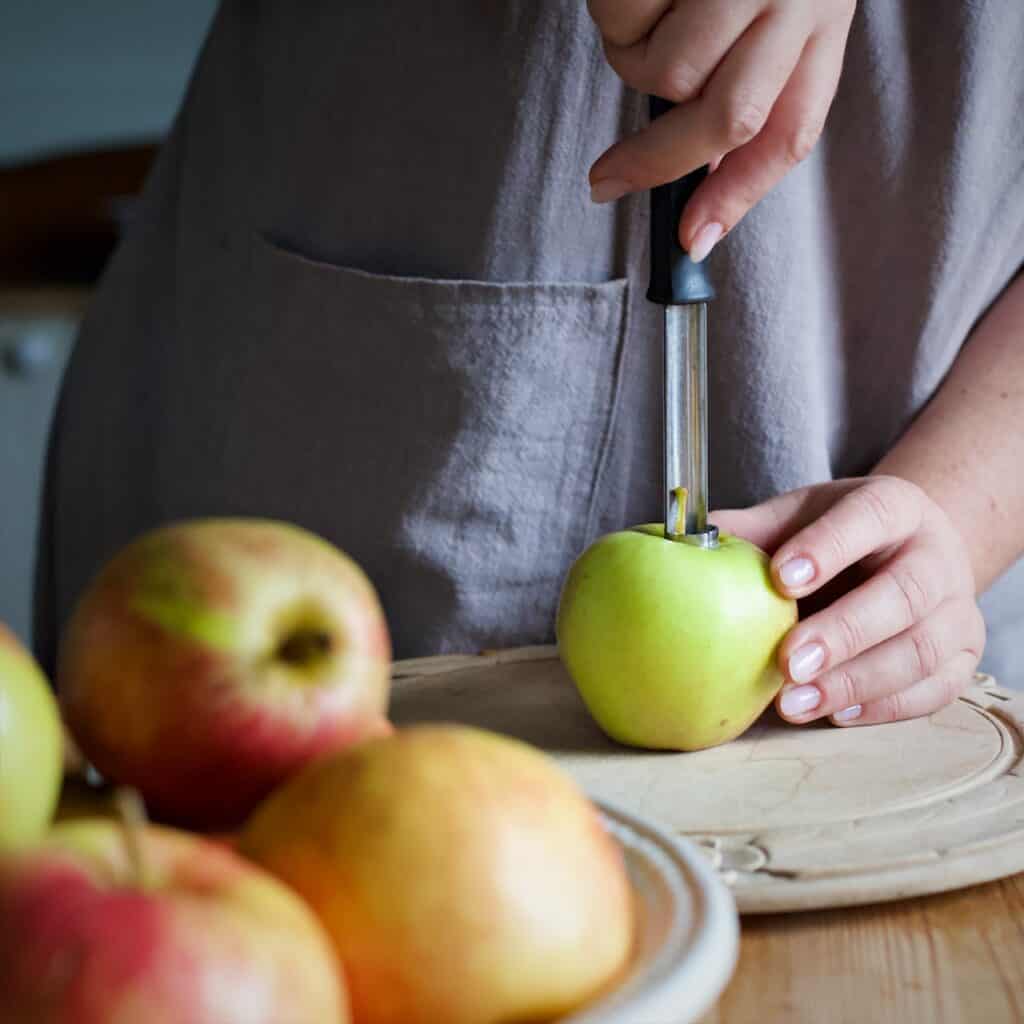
[35,1,1024,686]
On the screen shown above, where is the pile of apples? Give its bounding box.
[0,519,634,1024]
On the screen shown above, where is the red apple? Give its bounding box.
[240,725,635,1024]
[0,818,348,1023]
[58,519,392,829]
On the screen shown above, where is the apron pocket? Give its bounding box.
[238,234,629,656]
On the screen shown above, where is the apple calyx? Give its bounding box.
[271,601,340,676]
[276,628,333,667]
[114,787,156,891]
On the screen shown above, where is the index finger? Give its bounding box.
[590,101,713,196]
[590,10,805,199]
[771,477,925,598]
[710,480,862,553]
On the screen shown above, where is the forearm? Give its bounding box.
[875,271,1024,592]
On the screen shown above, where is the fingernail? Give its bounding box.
[779,557,815,589]
[780,684,822,718]
[688,222,724,263]
[832,705,863,724]
[590,178,631,204]
[788,642,826,683]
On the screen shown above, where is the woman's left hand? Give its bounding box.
[712,476,986,727]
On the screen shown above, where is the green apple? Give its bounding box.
[0,624,63,850]
[557,524,798,751]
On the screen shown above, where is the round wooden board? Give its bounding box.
[390,646,1024,914]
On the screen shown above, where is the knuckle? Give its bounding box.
[784,118,824,166]
[716,94,769,149]
[934,670,967,710]
[909,623,943,680]
[815,514,852,569]
[887,562,935,626]
[827,667,860,712]
[832,610,865,660]
[877,692,906,724]
[659,59,704,102]
[955,603,988,665]
[853,480,902,536]
[884,684,917,724]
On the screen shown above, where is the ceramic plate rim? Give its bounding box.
[566,800,740,1024]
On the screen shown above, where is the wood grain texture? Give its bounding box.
[703,874,1024,1024]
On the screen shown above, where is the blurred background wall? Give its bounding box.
[0,0,219,642]
[2,0,218,166]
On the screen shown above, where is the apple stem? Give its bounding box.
[114,787,155,890]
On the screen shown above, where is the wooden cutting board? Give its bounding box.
[390,646,1024,914]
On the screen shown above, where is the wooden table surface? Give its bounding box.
[702,873,1024,1024]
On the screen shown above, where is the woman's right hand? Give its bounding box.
[587,0,857,261]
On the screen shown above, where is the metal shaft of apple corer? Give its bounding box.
[663,304,709,540]
[647,94,718,549]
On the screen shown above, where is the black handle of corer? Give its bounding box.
[646,96,715,306]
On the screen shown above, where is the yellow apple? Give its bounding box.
[557,524,798,750]
[240,724,634,1024]
[0,624,63,851]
